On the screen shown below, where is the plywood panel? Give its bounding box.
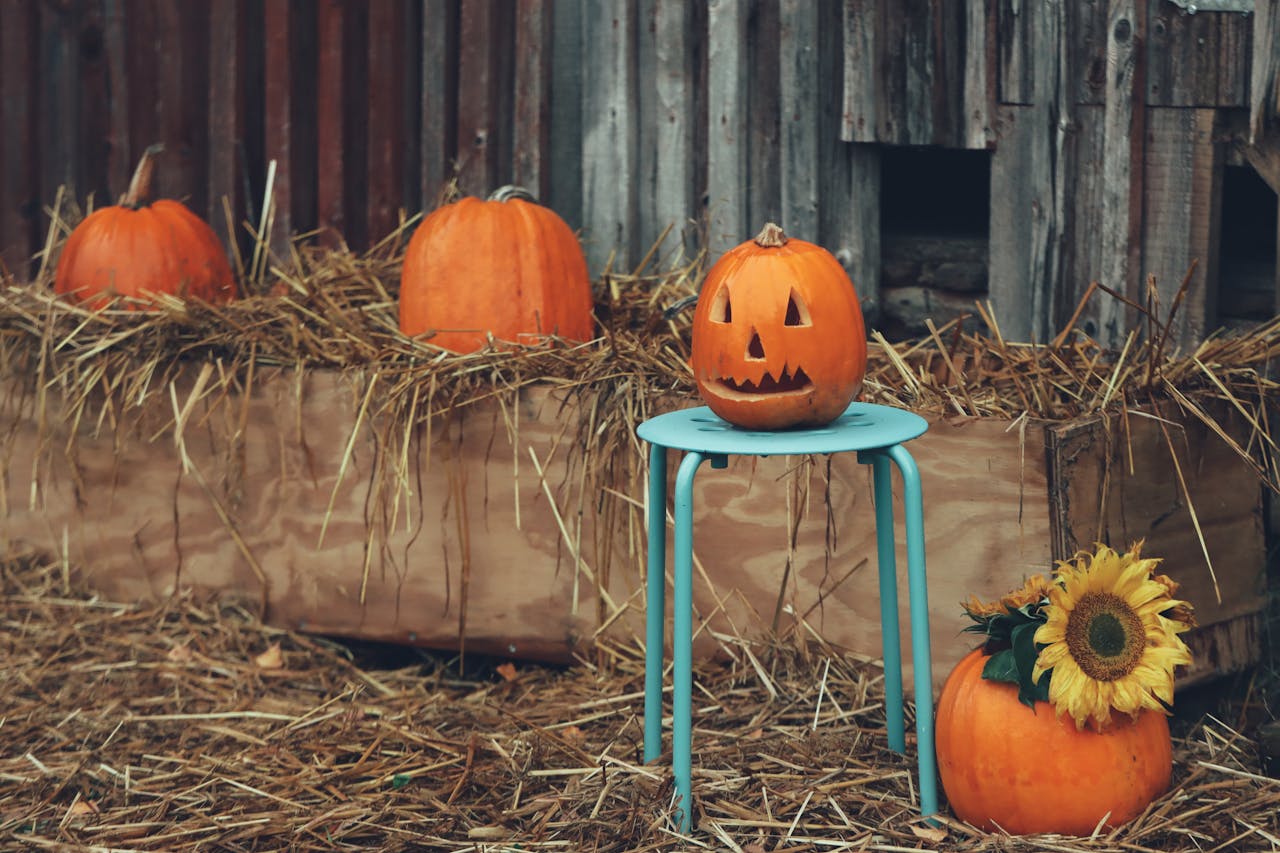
[1,371,1060,694]
[4,372,1264,692]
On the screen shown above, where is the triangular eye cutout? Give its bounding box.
[785,288,812,326]
[711,285,732,323]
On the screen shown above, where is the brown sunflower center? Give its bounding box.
[1064,591,1146,681]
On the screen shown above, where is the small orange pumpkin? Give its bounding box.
[55,145,237,308]
[398,186,594,353]
[936,649,1173,835]
[690,223,866,430]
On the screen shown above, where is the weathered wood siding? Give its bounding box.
[1,0,1278,347]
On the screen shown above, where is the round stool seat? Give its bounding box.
[637,402,928,456]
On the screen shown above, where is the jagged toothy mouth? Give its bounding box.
[713,366,813,397]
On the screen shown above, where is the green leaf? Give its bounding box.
[391,773,412,790]
[1011,621,1050,707]
[980,648,1020,685]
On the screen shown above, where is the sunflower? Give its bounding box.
[1032,542,1194,730]
[962,573,1053,620]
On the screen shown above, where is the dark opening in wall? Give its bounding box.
[1218,164,1278,328]
[878,146,992,339]
[880,146,991,238]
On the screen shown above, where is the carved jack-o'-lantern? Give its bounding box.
[691,223,867,430]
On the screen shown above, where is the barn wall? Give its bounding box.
[0,0,1277,347]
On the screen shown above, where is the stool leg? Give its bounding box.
[888,444,937,818]
[672,451,704,832]
[869,452,906,754]
[644,443,668,764]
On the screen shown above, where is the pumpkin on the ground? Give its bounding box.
[398,186,594,353]
[54,145,237,308]
[691,223,866,430]
[935,648,1173,836]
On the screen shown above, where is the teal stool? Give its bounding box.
[637,401,936,831]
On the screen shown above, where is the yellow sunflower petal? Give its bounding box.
[1033,542,1193,729]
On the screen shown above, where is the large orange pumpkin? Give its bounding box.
[398,186,594,353]
[936,649,1173,835]
[690,223,866,430]
[55,145,237,308]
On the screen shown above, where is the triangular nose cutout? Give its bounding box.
[747,329,765,360]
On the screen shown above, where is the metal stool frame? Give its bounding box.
[637,402,937,831]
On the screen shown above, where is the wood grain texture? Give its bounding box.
[1046,403,1266,634]
[1063,105,1107,337]
[963,0,996,148]
[513,0,552,200]
[420,0,457,208]
[208,0,246,254]
[263,0,295,255]
[638,0,695,259]
[1140,108,1222,346]
[547,0,584,229]
[1252,0,1280,143]
[1146,0,1250,108]
[581,0,638,273]
[996,0,1032,105]
[37,0,81,206]
[1097,0,1144,347]
[0,0,38,278]
[988,0,1076,344]
[4,376,1265,691]
[1072,0,1110,106]
[706,0,750,256]
[102,0,131,201]
[366,0,408,245]
[315,0,348,246]
[455,0,503,198]
[779,0,820,240]
[825,3,882,323]
[841,0,877,143]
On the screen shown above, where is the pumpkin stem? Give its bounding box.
[488,185,538,203]
[122,144,166,208]
[753,222,789,248]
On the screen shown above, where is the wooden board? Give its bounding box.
[705,0,750,256]
[1139,108,1223,346]
[1146,1,1251,108]
[1,371,1067,694]
[0,0,38,279]
[2,372,1265,693]
[1047,403,1268,683]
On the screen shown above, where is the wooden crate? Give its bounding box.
[0,369,1266,693]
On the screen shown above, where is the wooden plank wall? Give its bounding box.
[988,0,1266,349]
[1,0,1276,349]
[0,0,1000,315]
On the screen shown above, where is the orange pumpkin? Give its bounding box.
[55,145,237,308]
[936,649,1173,835]
[690,223,866,430]
[398,186,594,353]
